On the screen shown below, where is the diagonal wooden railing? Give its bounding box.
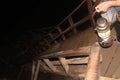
[40,0,101,52]
[30,0,104,80]
[39,0,95,52]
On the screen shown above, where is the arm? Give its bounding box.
[95,0,120,13]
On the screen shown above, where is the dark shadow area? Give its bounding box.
[37,72,83,80]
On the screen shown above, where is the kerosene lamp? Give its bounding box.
[95,17,113,48]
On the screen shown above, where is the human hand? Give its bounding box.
[95,2,110,13]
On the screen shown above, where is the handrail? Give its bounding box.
[40,0,97,52]
[50,15,90,44]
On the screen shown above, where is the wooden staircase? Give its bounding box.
[24,0,120,80]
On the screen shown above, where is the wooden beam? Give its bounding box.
[43,59,60,72]
[87,0,95,28]
[112,65,120,79]
[51,55,102,65]
[59,57,69,73]
[68,16,74,25]
[100,43,118,76]
[31,61,36,80]
[53,57,89,65]
[33,60,41,80]
[86,0,93,14]
[39,60,51,72]
[84,43,101,80]
[40,46,91,59]
[104,45,120,77]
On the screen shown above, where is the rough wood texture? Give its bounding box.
[100,76,120,80]
[105,44,120,77]
[52,57,89,65]
[40,46,91,59]
[40,26,120,79]
[112,65,120,79]
[43,59,60,72]
[84,43,101,80]
[59,57,69,73]
[52,56,102,65]
[31,61,36,80]
[100,43,118,76]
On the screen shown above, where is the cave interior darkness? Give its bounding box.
[0,0,90,79]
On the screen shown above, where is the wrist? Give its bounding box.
[107,1,118,7]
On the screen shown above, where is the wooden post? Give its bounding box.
[33,60,40,80]
[57,26,66,40]
[68,16,77,34]
[84,43,101,80]
[86,0,95,28]
[31,61,36,80]
[59,57,69,73]
[43,58,60,72]
[86,0,93,14]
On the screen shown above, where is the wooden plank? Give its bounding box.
[68,16,74,25]
[43,59,60,72]
[105,44,120,77]
[33,60,40,80]
[84,43,101,80]
[59,57,69,73]
[53,57,89,65]
[100,76,119,80]
[52,55,102,65]
[112,65,120,79]
[31,61,36,80]
[100,43,118,76]
[40,46,91,59]
[86,0,92,13]
[39,60,51,72]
